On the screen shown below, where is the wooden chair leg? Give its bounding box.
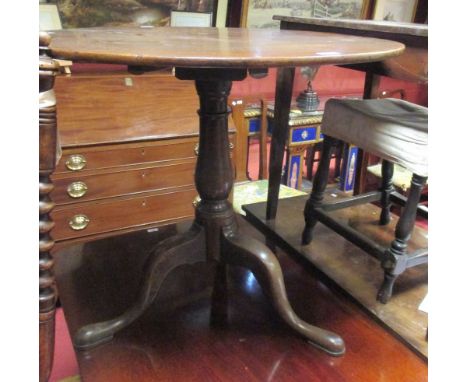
[302,135,338,244]
[259,98,269,180]
[246,136,252,181]
[379,160,394,225]
[377,173,427,303]
[266,67,295,220]
[354,150,370,195]
[334,140,343,180]
[306,145,316,181]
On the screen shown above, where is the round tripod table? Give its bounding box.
[46,27,404,357]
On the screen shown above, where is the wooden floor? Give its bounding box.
[54,217,427,382]
[244,192,428,359]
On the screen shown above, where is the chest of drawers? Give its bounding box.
[51,71,236,245]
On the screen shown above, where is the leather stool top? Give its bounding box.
[322,98,428,177]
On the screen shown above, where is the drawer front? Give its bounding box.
[51,187,198,241]
[55,139,199,174]
[51,160,195,205]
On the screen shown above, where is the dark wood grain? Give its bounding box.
[55,73,208,147]
[277,17,427,83]
[266,67,295,220]
[53,218,428,381]
[354,71,381,195]
[274,16,428,37]
[39,32,60,382]
[243,195,428,358]
[48,27,404,69]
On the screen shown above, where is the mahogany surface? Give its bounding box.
[43,27,406,373]
[275,16,428,83]
[274,17,428,37]
[50,72,238,245]
[243,194,428,358]
[48,27,404,68]
[54,219,427,382]
[54,73,223,147]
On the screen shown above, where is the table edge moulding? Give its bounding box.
[40,27,404,381]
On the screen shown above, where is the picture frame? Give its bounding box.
[39,4,62,31]
[170,11,213,27]
[55,0,217,29]
[373,0,419,23]
[241,0,371,29]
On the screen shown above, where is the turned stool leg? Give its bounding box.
[379,160,394,225]
[302,135,338,244]
[334,140,343,180]
[306,145,317,181]
[377,173,427,303]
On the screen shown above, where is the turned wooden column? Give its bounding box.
[379,160,394,225]
[193,76,238,323]
[193,78,237,244]
[39,32,60,382]
[175,68,248,257]
[378,173,427,303]
[302,135,338,244]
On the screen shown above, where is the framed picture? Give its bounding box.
[55,0,217,28]
[170,11,212,27]
[373,0,419,22]
[39,4,62,31]
[241,0,371,29]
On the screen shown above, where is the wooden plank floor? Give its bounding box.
[54,218,427,382]
[243,192,428,358]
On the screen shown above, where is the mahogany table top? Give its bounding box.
[48,27,404,69]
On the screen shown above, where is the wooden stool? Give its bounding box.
[302,98,428,303]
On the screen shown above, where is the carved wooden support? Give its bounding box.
[39,31,61,382]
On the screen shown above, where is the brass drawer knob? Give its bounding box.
[67,181,88,198]
[192,195,201,208]
[69,214,90,231]
[65,154,87,171]
[229,142,234,151]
